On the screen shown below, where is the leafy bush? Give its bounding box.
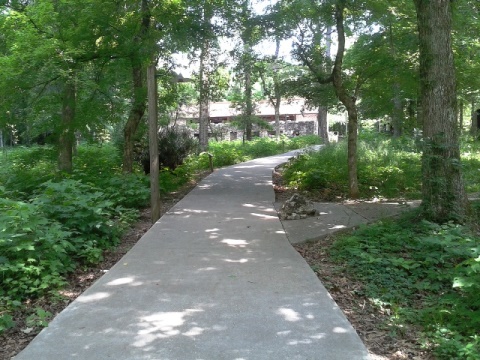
[136,127,198,173]
[32,179,123,262]
[99,174,150,209]
[0,198,73,300]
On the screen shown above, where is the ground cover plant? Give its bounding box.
[319,213,480,359]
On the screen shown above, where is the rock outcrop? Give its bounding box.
[279,193,318,220]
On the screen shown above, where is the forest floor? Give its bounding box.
[1,169,431,360]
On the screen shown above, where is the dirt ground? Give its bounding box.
[1,168,432,360]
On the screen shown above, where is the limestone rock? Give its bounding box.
[279,193,318,220]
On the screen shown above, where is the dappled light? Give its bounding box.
[106,277,143,287]
[221,239,249,247]
[277,307,301,322]
[224,258,249,263]
[74,292,111,303]
[250,212,278,220]
[133,309,205,347]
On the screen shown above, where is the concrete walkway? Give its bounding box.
[276,199,420,244]
[16,152,372,360]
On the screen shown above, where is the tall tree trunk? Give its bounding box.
[244,56,253,141]
[123,63,147,173]
[122,0,150,173]
[273,38,281,140]
[241,0,254,141]
[319,26,332,144]
[198,56,210,151]
[198,32,210,152]
[274,96,281,140]
[470,100,477,135]
[414,0,468,222]
[198,5,214,152]
[58,76,76,173]
[147,63,160,223]
[333,1,359,199]
[389,24,403,137]
[317,107,329,144]
[459,99,464,131]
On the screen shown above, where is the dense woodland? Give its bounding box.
[1,0,480,358]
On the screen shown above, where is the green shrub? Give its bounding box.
[0,198,73,300]
[96,174,150,209]
[32,179,123,262]
[135,127,198,173]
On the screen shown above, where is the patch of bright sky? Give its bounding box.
[173,0,356,77]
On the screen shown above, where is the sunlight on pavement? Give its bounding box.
[221,239,249,247]
[277,307,301,322]
[76,292,110,303]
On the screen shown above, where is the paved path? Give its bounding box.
[276,200,420,244]
[15,152,369,360]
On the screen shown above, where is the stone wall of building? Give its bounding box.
[195,120,317,141]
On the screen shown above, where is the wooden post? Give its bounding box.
[208,153,214,172]
[147,63,161,223]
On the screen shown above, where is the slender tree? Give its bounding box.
[122,0,151,173]
[332,0,359,198]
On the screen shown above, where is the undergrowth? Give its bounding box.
[329,210,480,359]
[282,132,480,199]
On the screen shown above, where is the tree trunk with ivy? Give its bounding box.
[414,0,468,222]
[317,107,329,144]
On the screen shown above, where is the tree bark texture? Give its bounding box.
[147,64,161,223]
[333,1,359,199]
[459,99,463,130]
[389,24,403,137]
[273,38,281,140]
[58,77,76,173]
[244,50,253,141]
[241,1,254,142]
[470,100,477,134]
[414,0,468,222]
[198,5,214,152]
[122,63,147,173]
[198,34,210,152]
[122,0,150,173]
[317,107,329,144]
